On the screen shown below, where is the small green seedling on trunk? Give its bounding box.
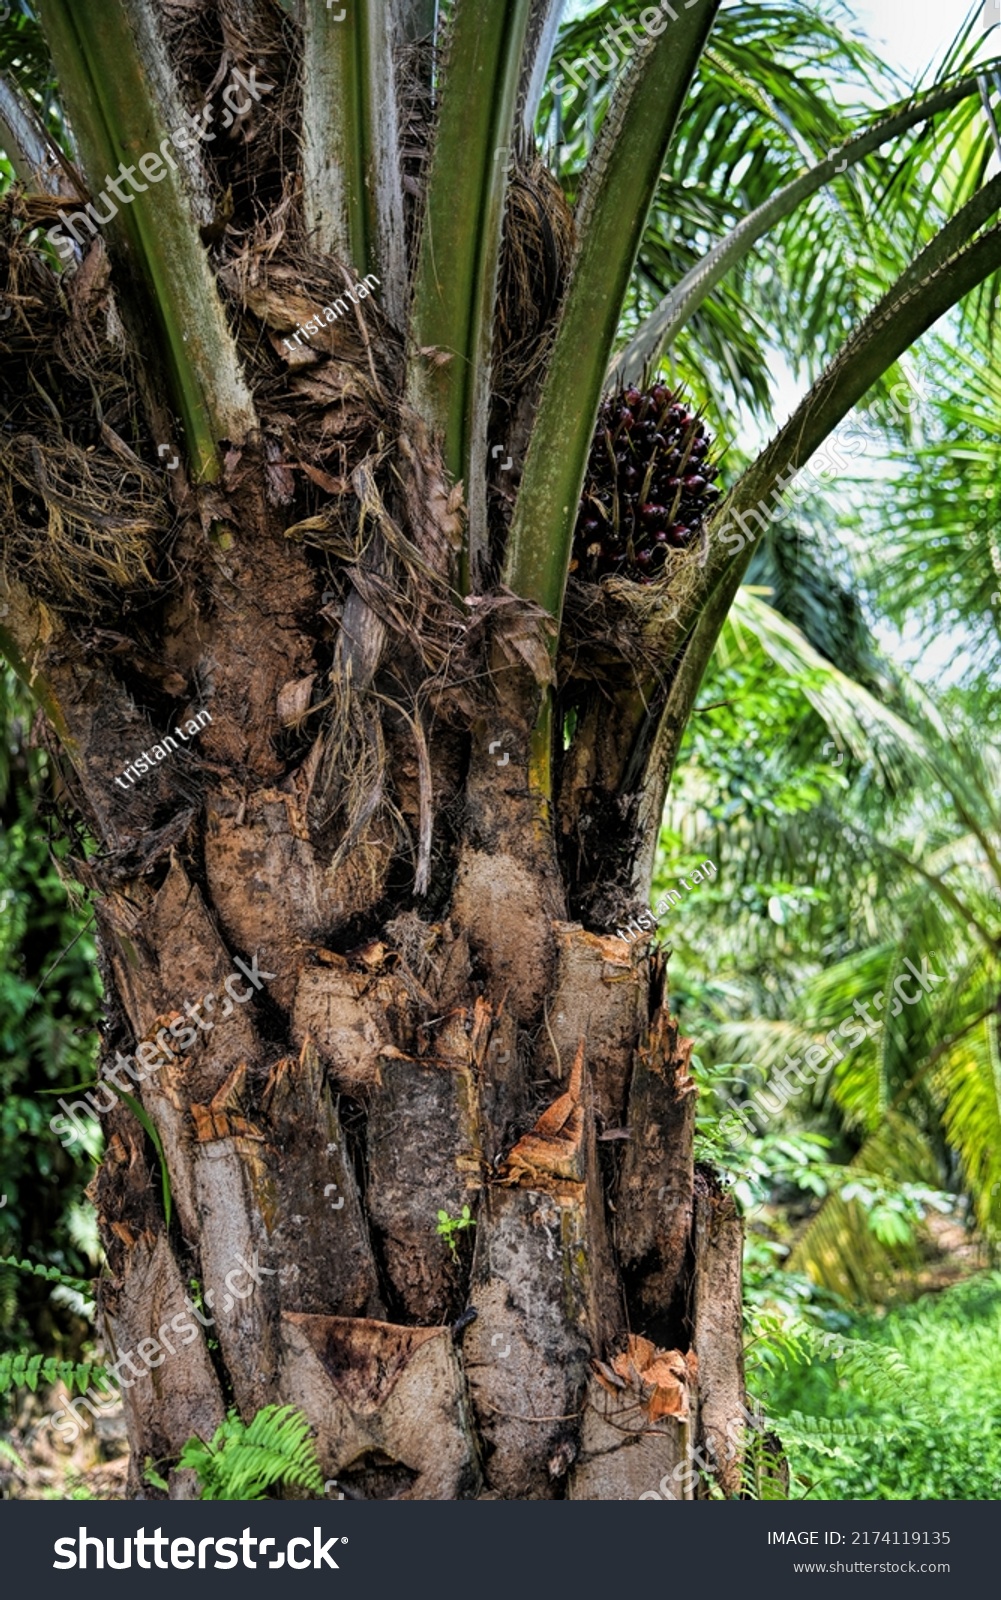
[436,1205,475,1258]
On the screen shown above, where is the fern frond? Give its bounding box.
[749,1313,933,1424]
[178,1404,324,1501]
[741,1426,791,1501]
[0,1439,27,1472]
[774,1407,907,1451]
[0,1350,109,1396]
[0,1254,92,1295]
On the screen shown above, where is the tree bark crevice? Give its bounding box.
[617,1006,698,1347]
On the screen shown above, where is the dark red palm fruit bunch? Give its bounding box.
[569,383,720,584]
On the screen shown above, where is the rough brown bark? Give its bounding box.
[23,516,747,1496]
[81,878,745,1498]
[691,1169,747,1497]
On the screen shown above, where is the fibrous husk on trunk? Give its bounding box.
[259,1042,384,1319]
[100,1231,226,1473]
[569,1370,693,1500]
[538,922,650,1126]
[365,1023,483,1324]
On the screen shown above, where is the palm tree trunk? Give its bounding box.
[70,519,747,1497]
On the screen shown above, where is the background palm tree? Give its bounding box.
[675,596,1001,1297]
[1,0,1000,1499]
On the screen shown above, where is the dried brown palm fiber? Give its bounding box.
[0,227,174,616]
[394,414,464,581]
[220,198,391,455]
[202,2,292,219]
[557,558,705,698]
[303,456,458,844]
[215,0,288,105]
[286,448,457,673]
[156,0,293,208]
[383,911,441,986]
[156,0,225,67]
[60,246,121,366]
[220,205,396,379]
[372,690,434,896]
[0,434,168,611]
[2,206,62,327]
[218,216,393,491]
[8,188,86,235]
[396,32,439,255]
[310,599,457,910]
[397,43,434,175]
[309,671,398,859]
[493,161,575,399]
[218,206,460,890]
[0,222,121,435]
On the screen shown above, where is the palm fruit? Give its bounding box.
[569,384,720,584]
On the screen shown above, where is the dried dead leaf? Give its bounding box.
[502,1039,585,1185]
[603,1334,695,1423]
[593,1357,627,1395]
[277,674,316,727]
[297,461,348,495]
[265,437,296,505]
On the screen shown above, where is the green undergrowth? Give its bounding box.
[758,1272,1001,1499]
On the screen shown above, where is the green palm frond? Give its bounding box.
[786,1113,941,1301]
[933,1022,1001,1238]
[867,334,1001,674]
[724,589,938,791]
[549,3,1001,419]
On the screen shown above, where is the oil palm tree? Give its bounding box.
[1,0,1000,1498]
